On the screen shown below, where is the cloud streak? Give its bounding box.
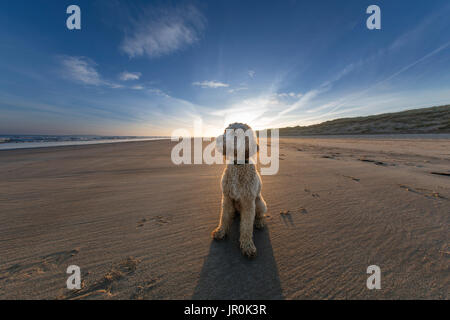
[228,87,248,93]
[119,71,141,81]
[59,55,126,89]
[60,56,103,86]
[121,5,206,59]
[193,80,229,88]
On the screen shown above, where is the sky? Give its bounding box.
[0,0,449,136]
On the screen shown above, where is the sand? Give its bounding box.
[0,137,448,299]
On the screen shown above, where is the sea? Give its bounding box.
[0,135,170,150]
[1,133,448,151]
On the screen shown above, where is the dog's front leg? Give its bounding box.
[212,194,234,240]
[239,199,257,257]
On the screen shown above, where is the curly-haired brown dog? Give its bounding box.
[211,123,267,257]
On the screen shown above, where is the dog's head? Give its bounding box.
[215,122,259,163]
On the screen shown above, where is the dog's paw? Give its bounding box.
[211,227,226,240]
[240,240,257,258]
[254,217,265,229]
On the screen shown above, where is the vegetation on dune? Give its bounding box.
[276,105,450,136]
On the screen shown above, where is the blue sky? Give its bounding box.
[0,0,449,136]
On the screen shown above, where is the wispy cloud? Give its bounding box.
[389,4,450,52]
[121,4,206,59]
[380,41,450,84]
[59,56,123,89]
[193,80,229,88]
[318,41,450,118]
[119,71,141,81]
[228,87,248,93]
[277,92,302,98]
[60,56,103,86]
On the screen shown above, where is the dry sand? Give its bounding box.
[0,137,448,299]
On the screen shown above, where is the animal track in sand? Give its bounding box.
[0,249,80,280]
[358,157,390,166]
[280,207,308,216]
[136,218,147,228]
[131,278,163,299]
[304,188,320,197]
[342,175,360,182]
[399,185,446,200]
[61,256,140,300]
[136,216,171,228]
[279,210,294,226]
[320,152,341,160]
[312,193,320,198]
[279,208,308,227]
[155,215,170,225]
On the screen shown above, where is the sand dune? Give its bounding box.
[0,137,448,299]
[278,105,450,135]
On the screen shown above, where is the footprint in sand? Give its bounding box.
[155,216,170,225]
[321,152,341,160]
[279,208,308,226]
[280,208,307,216]
[0,249,80,280]
[137,216,170,228]
[279,210,294,226]
[131,278,163,300]
[342,175,360,182]
[399,184,446,200]
[136,218,147,228]
[61,256,140,300]
[304,188,320,198]
[358,157,391,166]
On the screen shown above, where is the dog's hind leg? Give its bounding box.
[239,199,257,257]
[254,194,267,229]
[212,195,234,240]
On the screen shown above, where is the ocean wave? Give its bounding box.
[0,135,167,144]
[0,135,170,150]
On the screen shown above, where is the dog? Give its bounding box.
[211,123,267,257]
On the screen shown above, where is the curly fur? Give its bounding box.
[211,123,267,257]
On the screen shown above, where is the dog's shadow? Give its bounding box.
[192,217,284,299]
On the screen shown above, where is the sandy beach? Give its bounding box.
[0,137,448,299]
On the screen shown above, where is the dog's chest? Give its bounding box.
[222,166,259,200]
[226,174,242,200]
